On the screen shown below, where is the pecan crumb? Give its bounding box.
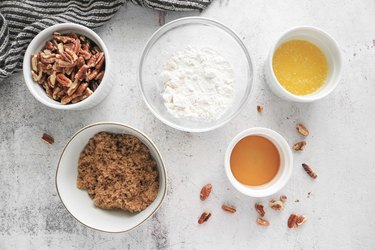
[257,104,263,113]
[269,199,284,211]
[256,218,270,226]
[222,204,236,213]
[302,163,317,179]
[293,141,306,151]
[200,184,212,201]
[198,212,211,224]
[255,203,265,217]
[296,123,309,136]
[41,133,54,144]
[280,195,288,202]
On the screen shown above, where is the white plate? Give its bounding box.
[55,122,167,233]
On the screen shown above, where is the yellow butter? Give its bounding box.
[272,40,328,95]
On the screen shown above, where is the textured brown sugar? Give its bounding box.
[77,132,159,213]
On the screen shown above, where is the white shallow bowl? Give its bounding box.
[138,17,254,132]
[265,26,342,102]
[225,127,293,197]
[56,122,167,233]
[23,23,113,110]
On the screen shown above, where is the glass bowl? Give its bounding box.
[138,17,254,132]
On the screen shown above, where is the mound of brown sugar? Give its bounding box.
[77,132,159,213]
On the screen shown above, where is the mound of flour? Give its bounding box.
[159,47,235,121]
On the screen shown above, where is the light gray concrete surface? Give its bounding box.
[1,1,375,249]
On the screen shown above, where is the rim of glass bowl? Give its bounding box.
[137,17,254,133]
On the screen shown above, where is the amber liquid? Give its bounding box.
[230,136,280,186]
[272,40,328,96]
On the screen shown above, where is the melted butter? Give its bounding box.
[272,40,328,95]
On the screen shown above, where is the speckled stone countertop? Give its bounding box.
[1,1,375,249]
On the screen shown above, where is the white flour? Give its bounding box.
[159,47,235,121]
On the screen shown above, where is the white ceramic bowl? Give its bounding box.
[224,127,293,197]
[265,26,342,102]
[138,17,254,132]
[56,122,167,233]
[23,23,113,110]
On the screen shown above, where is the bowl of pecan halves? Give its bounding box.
[23,23,112,110]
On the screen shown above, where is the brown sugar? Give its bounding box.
[77,132,159,213]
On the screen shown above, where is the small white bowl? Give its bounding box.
[23,23,113,110]
[265,26,342,102]
[224,127,293,197]
[56,122,167,233]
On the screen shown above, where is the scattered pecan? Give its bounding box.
[200,184,212,201]
[41,133,54,145]
[296,123,309,136]
[257,104,263,113]
[296,215,308,226]
[269,199,284,211]
[222,204,236,213]
[256,218,270,226]
[288,214,299,228]
[280,195,287,202]
[293,141,306,151]
[255,203,265,217]
[30,32,105,104]
[302,163,317,179]
[198,212,211,224]
[288,214,308,228]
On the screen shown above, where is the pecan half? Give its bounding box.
[47,74,56,88]
[296,215,308,226]
[256,218,270,226]
[296,123,309,136]
[222,204,236,213]
[269,199,284,211]
[41,133,54,145]
[31,54,38,72]
[45,41,57,51]
[293,141,306,151]
[198,212,211,224]
[200,184,212,201]
[87,69,99,81]
[288,214,299,228]
[77,56,85,69]
[56,73,72,87]
[288,214,308,228]
[255,203,265,217]
[31,70,43,82]
[280,195,288,202]
[95,52,105,70]
[302,163,317,179]
[75,64,89,82]
[257,104,263,113]
[40,52,56,64]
